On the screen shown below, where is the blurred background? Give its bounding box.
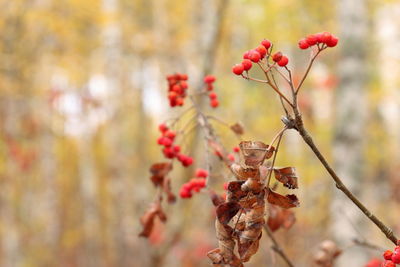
[0,0,400,266]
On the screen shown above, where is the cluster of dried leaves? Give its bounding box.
[139,162,175,238]
[207,141,299,266]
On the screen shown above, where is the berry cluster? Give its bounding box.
[232,38,291,76]
[204,75,219,108]
[157,123,193,167]
[179,177,206,198]
[166,73,189,107]
[298,32,339,50]
[382,243,400,266]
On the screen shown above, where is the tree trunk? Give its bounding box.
[332,0,368,265]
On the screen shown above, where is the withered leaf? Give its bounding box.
[273,167,299,189]
[230,164,259,181]
[216,202,241,225]
[162,178,176,204]
[239,141,275,166]
[139,202,167,238]
[230,122,245,135]
[267,204,296,232]
[227,181,247,202]
[150,162,172,187]
[267,189,299,209]
[209,190,226,207]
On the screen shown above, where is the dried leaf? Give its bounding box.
[150,162,172,187]
[226,181,247,202]
[209,190,225,207]
[230,164,259,180]
[267,204,296,232]
[239,141,274,166]
[216,202,241,225]
[273,167,299,189]
[267,189,299,208]
[162,178,176,204]
[139,202,167,238]
[230,122,245,135]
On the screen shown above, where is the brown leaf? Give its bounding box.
[267,204,296,232]
[216,202,241,225]
[230,164,259,180]
[267,189,299,208]
[230,122,245,135]
[150,162,172,187]
[162,178,176,204]
[273,167,299,189]
[239,141,274,166]
[139,203,159,238]
[226,181,247,202]
[209,190,225,207]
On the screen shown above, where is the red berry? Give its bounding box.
[306,34,318,46]
[181,74,188,80]
[179,187,192,198]
[326,35,339,47]
[261,39,271,50]
[365,258,382,267]
[383,260,396,267]
[272,52,283,62]
[277,56,289,67]
[321,32,332,44]
[172,145,181,153]
[249,50,261,63]
[207,84,214,91]
[177,154,185,162]
[176,97,184,106]
[162,138,173,147]
[158,123,168,133]
[392,252,400,264]
[204,75,216,84]
[209,92,217,100]
[163,147,175,158]
[227,153,235,162]
[298,38,310,49]
[232,64,244,75]
[180,81,188,89]
[195,168,209,178]
[243,50,251,59]
[182,157,193,167]
[210,99,219,108]
[384,250,394,260]
[241,59,252,71]
[315,32,324,43]
[256,45,267,57]
[223,182,229,190]
[165,130,176,140]
[233,146,240,153]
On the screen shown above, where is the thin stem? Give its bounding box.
[292,110,398,245]
[266,131,284,189]
[264,225,295,267]
[295,49,322,94]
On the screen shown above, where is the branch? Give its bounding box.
[264,225,295,267]
[295,48,322,94]
[289,110,398,245]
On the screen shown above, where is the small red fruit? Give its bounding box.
[210,99,219,108]
[277,56,289,67]
[392,252,400,264]
[321,32,332,44]
[179,187,192,198]
[256,45,267,57]
[306,34,318,46]
[204,75,216,84]
[233,146,240,153]
[383,260,396,267]
[207,84,214,91]
[384,250,393,260]
[223,182,229,190]
[261,39,271,50]
[241,59,252,71]
[172,145,181,153]
[163,147,175,159]
[272,52,283,62]
[182,157,194,167]
[243,50,251,59]
[326,36,339,47]
[165,130,176,140]
[209,92,217,100]
[158,123,168,133]
[227,153,235,162]
[232,64,244,75]
[298,39,310,49]
[249,50,261,63]
[195,168,209,178]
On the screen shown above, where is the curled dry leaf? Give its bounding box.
[230,122,245,135]
[239,141,274,166]
[139,202,167,238]
[209,190,226,207]
[273,167,299,189]
[150,162,172,187]
[267,189,300,209]
[267,204,296,232]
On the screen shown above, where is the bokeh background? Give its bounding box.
[1,0,400,266]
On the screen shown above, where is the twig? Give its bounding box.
[264,225,295,267]
[295,48,322,94]
[352,238,386,252]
